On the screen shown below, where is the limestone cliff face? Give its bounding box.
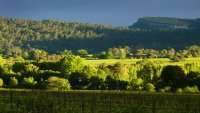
[130,17,200,29]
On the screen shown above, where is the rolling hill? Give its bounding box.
[0,17,200,57]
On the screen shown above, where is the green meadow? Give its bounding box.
[86,57,200,66]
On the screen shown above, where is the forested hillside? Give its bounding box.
[0,17,200,57]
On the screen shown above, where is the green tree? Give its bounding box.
[161,65,186,91]
[0,56,6,67]
[170,52,185,62]
[128,64,137,81]
[97,51,113,59]
[110,62,129,81]
[119,48,127,59]
[160,49,168,57]
[108,47,127,59]
[60,55,85,77]
[186,71,200,87]
[77,49,89,56]
[137,60,161,85]
[61,50,72,56]
[22,51,29,59]
[167,48,175,59]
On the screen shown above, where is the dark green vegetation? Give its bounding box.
[0,17,200,58]
[0,90,199,113]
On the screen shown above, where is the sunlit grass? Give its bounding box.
[86,57,200,66]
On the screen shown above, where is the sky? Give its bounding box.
[0,0,200,26]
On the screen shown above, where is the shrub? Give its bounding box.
[87,76,105,90]
[0,78,3,87]
[176,88,183,93]
[46,76,71,90]
[9,77,18,87]
[186,71,200,87]
[159,86,171,92]
[23,64,39,77]
[145,83,155,92]
[105,76,128,90]
[129,78,143,91]
[68,72,88,89]
[21,77,37,88]
[183,86,199,93]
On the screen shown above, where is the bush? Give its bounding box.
[105,76,128,90]
[186,71,200,87]
[145,83,155,92]
[9,77,18,88]
[87,76,105,90]
[23,64,39,77]
[129,78,143,91]
[183,86,199,92]
[36,70,61,81]
[69,73,88,89]
[0,78,3,87]
[21,77,37,88]
[159,86,171,92]
[46,76,71,90]
[176,88,183,93]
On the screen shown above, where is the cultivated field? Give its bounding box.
[0,90,200,113]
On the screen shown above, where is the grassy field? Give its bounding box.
[0,90,200,113]
[86,57,200,66]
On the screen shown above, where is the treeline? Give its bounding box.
[3,44,200,62]
[0,17,200,57]
[96,45,200,62]
[0,54,200,92]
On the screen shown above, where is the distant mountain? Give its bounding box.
[130,17,200,29]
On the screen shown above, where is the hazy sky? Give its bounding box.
[0,0,200,26]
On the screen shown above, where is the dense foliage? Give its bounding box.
[0,54,200,93]
[0,17,200,59]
